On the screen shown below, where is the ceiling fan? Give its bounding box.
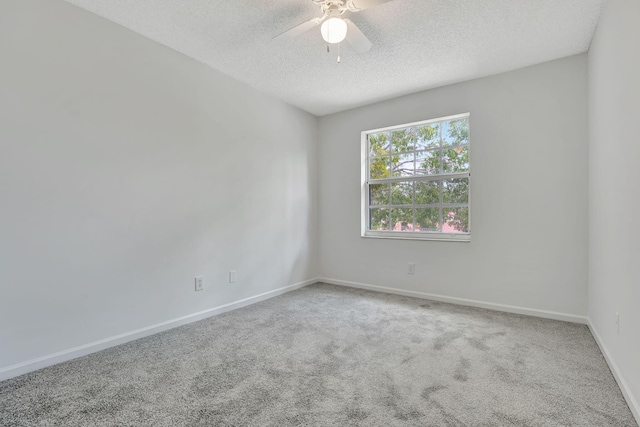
[274,0,394,55]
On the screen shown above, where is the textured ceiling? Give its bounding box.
[63,0,604,116]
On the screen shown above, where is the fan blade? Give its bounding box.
[273,18,321,40]
[346,0,394,12]
[344,19,373,53]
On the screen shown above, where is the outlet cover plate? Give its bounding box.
[195,276,204,291]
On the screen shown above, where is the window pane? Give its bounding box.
[369,156,390,179]
[415,150,441,175]
[415,181,440,205]
[443,208,469,233]
[391,181,413,205]
[391,152,415,177]
[442,119,469,146]
[442,178,469,204]
[391,128,416,153]
[415,208,441,232]
[369,183,389,206]
[391,208,414,231]
[369,132,389,156]
[416,124,440,150]
[369,208,390,231]
[442,146,469,173]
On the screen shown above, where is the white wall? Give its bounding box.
[318,55,588,318]
[588,0,640,418]
[0,0,318,371]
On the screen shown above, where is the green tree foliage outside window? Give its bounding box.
[366,115,470,236]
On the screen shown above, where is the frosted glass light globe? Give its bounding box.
[321,18,348,44]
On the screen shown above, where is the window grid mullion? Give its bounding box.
[368,172,469,185]
[438,123,444,232]
[387,131,392,230]
[439,124,444,174]
[369,203,467,209]
[412,181,416,231]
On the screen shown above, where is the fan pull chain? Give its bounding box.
[325,43,341,63]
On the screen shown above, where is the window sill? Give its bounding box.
[362,231,471,242]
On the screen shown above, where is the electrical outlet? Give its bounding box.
[195,276,204,292]
[229,271,236,283]
[408,263,415,275]
[616,312,619,335]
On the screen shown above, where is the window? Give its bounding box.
[361,113,470,241]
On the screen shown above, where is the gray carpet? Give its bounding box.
[0,283,636,426]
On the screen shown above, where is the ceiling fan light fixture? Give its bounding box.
[321,17,348,43]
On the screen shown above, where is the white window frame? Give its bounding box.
[361,113,471,242]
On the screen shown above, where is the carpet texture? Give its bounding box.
[0,283,636,426]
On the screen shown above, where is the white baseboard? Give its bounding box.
[3,277,636,424]
[0,278,318,382]
[588,321,640,425]
[320,277,588,324]
[324,278,640,423]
